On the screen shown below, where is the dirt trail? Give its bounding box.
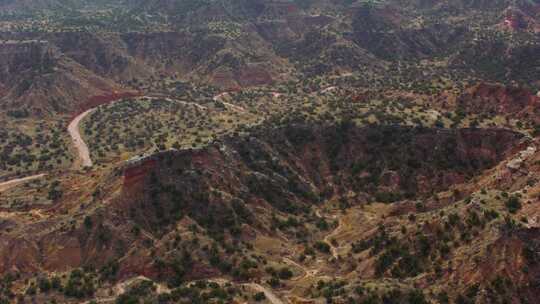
[213,92,246,112]
[151,96,207,111]
[187,277,285,304]
[192,278,285,304]
[283,257,322,282]
[315,209,342,259]
[68,96,207,170]
[0,174,46,192]
[83,276,170,304]
[223,101,246,112]
[320,86,337,93]
[324,214,344,260]
[213,92,229,101]
[244,283,285,304]
[84,275,284,304]
[68,109,95,168]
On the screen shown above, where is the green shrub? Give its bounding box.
[278,267,293,280]
[505,196,522,214]
[253,292,266,301]
[314,241,331,254]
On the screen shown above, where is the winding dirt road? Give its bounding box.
[68,96,207,170]
[68,109,95,168]
[0,174,46,192]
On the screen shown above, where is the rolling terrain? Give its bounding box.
[0,0,539,304]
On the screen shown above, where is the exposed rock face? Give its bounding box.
[0,40,53,85]
[351,5,468,60]
[0,27,289,104]
[121,124,522,234]
[0,124,523,278]
[507,145,537,171]
[0,0,537,113]
[502,3,540,32]
[448,227,540,301]
[457,83,540,123]
[504,8,528,30]
[0,38,123,115]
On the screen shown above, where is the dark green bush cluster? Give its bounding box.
[156,280,238,304]
[505,196,522,214]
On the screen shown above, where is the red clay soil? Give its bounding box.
[123,159,157,187]
[504,10,527,30]
[73,91,141,118]
[211,70,241,90]
[238,66,274,87]
[503,5,540,31]
[457,83,540,122]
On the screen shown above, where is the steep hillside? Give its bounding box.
[0,39,123,116]
[0,0,539,303]
[1,122,535,303]
[1,0,537,91]
[120,124,522,235]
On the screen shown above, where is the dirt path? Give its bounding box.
[283,257,310,280]
[213,92,229,101]
[68,96,207,170]
[83,273,284,304]
[151,96,207,111]
[244,283,285,304]
[186,278,285,304]
[68,109,95,168]
[82,276,170,304]
[324,214,344,260]
[314,209,342,259]
[222,101,246,112]
[213,93,246,112]
[283,257,321,282]
[320,86,337,94]
[187,277,286,304]
[0,174,46,192]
